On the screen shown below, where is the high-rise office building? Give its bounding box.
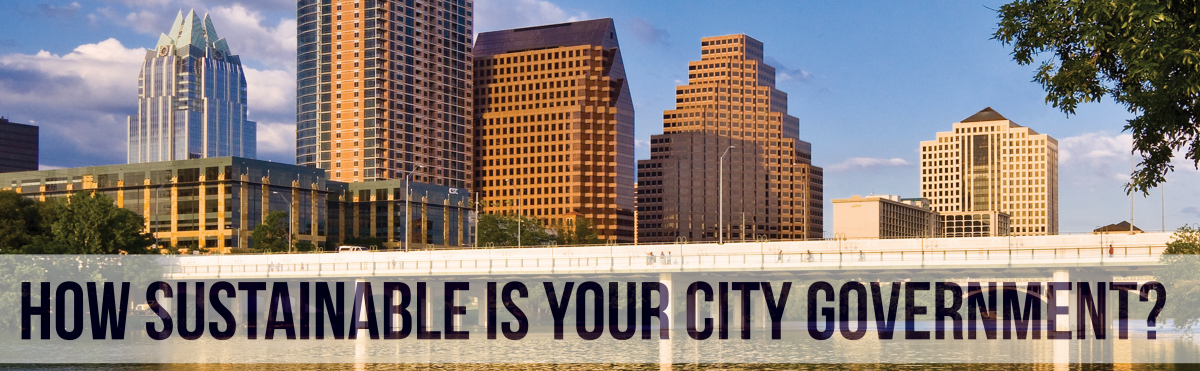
[472,19,636,243]
[0,117,38,173]
[920,107,1058,236]
[296,0,474,188]
[636,35,824,242]
[128,10,256,164]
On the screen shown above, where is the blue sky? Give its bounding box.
[0,0,1196,234]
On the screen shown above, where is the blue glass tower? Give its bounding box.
[128,10,256,163]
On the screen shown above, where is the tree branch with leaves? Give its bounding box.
[994,0,1200,194]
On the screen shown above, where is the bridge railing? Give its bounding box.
[161,243,1168,278]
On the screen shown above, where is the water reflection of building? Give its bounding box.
[0,157,474,252]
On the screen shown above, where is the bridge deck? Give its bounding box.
[161,233,1174,279]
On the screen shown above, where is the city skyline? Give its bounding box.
[0,0,1196,235]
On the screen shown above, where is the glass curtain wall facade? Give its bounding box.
[472,19,636,243]
[0,157,329,253]
[636,35,824,243]
[0,157,478,252]
[128,10,256,164]
[330,180,474,250]
[297,0,474,189]
[919,107,1058,236]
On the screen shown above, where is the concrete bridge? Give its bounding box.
[148,232,1179,365]
[161,232,1174,279]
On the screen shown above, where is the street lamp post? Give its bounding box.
[403,165,424,252]
[718,146,735,244]
[271,191,293,253]
[506,179,522,247]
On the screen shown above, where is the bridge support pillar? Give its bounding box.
[477,291,488,329]
[757,289,767,330]
[423,282,434,330]
[659,272,673,368]
[1053,270,1070,368]
[452,284,463,329]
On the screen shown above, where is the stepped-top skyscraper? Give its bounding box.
[920,107,1058,236]
[296,0,474,187]
[128,10,256,164]
[636,35,824,242]
[473,18,636,242]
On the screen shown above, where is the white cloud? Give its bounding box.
[91,7,167,35]
[765,56,813,84]
[0,38,144,164]
[627,17,669,46]
[828,157,911,172]
[39,2,82,18]
[90,4,296,71]
[635,139,649,149]
[255,121,295,161]
[474,0,589,34]
[208,4,297,70]
[244,67,294,117]
[1059,132,1135,183]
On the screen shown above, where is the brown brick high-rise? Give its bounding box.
[637,35,823,242]
[472,19,635,243]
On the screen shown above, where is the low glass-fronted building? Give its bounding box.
[334,180,475,250]
[0,157,474,252]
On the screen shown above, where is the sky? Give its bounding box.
[0,0,1196,235]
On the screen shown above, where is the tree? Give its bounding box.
[477,213,555,247]
[993,0,1200,194]
[295,240,317,252]
[554,218,602,246]
[1157,224,1200,334]
[0,190,45,253]
[251,211,290,252]
[23,192,154,254]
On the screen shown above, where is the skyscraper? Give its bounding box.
[0,117,37,173]
[296,0,474,188]
[919,107,1058,236]
[472,19,636,243]
[128,10,256,164]
[636,35,824,243]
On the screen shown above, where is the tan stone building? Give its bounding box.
[296,0,474,189]
[471,19,635,242]
[920,107,1057,236]
[832,195,938,239]
[636,35,824,243]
